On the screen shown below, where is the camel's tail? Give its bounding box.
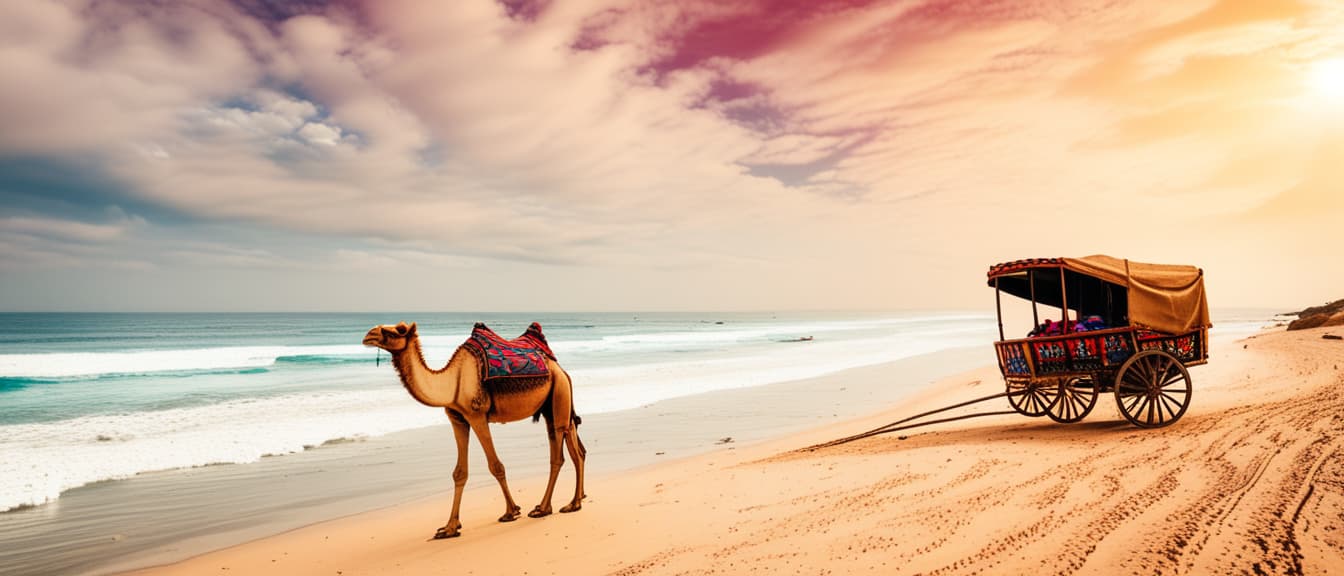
[532,368,587,460]
[532,367,583,428]
[529,401,583,427]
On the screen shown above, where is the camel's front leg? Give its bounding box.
[468,418,522,522]
[436,412,470,539]
[529,413,564,518]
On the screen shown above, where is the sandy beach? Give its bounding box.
[121,327,1344,575]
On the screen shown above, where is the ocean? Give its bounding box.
[0,311,1010,514]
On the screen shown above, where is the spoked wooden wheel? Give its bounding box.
[1047,377,1098,424]
[1007,379,1059,418]
[1114,349,1192,428]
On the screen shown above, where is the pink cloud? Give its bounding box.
[1,0,1342,309]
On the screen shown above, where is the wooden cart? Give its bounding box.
[987,256,1211,428]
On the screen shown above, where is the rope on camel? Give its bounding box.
[802,390,1025,451]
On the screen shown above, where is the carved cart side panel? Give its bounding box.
[996,341,1032,378]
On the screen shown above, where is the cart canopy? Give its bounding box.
[987,255,1210,334]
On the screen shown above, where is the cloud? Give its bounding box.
[0,215,132,243]
[1,0,1342,310]
[164,243,293,269]
[296,122,343,146]
[0,0,271,153]
[0,211,152,271]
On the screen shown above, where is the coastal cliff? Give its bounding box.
[1288,298,1344,330]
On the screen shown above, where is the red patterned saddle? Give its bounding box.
[459,322,556,386]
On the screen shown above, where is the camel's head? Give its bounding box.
[363,321,417,352]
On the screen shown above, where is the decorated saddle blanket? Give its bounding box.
[460,322,556,384]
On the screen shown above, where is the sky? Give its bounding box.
[1,0,1342,312]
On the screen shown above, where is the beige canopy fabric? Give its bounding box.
[1061,255,1211,334]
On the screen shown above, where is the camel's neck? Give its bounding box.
[390,337,461,407]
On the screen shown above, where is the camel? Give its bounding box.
[362,321,585,539]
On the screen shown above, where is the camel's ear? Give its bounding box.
[406,322,417,335]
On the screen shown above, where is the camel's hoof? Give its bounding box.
[529,506,552,518]
[560,502,582,514]
[433,527,461,540]
[498,508,521,523]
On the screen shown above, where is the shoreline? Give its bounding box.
[121,327,1344,575]
[1,345,992,576]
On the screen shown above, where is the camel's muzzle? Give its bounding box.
[362,328,382,347]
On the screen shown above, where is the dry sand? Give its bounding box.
[126,328,1344,575]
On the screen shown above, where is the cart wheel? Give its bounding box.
[1113,349,1191,428]
[1007,379,1058,417]
[1047,377,1098,424]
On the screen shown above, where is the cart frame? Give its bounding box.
[988,257,1210,428]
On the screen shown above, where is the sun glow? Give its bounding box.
[1308,58,1344,100]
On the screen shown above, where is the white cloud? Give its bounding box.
[297,122,343,146]
[0,0,268,153]
[0,216,134,243]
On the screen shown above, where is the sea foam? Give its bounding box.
[0,389,443,512]
[0,345,370,379]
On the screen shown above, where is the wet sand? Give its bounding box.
[123,327,1344,575]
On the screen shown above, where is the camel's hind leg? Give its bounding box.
[531,365,571,518]
[551,367,586,514]
[466,417,522,523]
[528,412,564,518]
[560,421,586,513]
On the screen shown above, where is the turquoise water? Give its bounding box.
[0,311,1002,512]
